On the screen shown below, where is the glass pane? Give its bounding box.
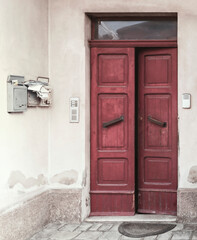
[95,20,177,40]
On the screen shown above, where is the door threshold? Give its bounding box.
[85,214,177,223]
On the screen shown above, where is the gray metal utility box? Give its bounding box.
[7,75,27,113]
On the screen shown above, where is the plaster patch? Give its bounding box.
[82,170,87,187]
[188,166,197,183]
[8,171,47,189]
[51,170,78,185]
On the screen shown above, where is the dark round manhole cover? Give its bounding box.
[118,222,176,238]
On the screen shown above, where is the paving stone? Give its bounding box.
[75,222,93,231]
[50,230,81,240]
[58,223,80,232]
[144,235,157,240]
[120,234,143,240]
[30,237,48,240]
[30,238,48,240]
[183,224,197,231]
[191,231,197,240]
[98,223,113,231]
[171,230,192,240]
[28,221,197,240]
[98,231,122,240]
[157,231,173,240]
[89,223,103,231]
[30,228,57,239]
[109,222,121,231]
[44,221,66,230]
[172,223,183,231]
[74,231,102,239]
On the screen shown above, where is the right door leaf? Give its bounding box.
[138,48,177,215]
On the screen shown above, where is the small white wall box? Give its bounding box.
[70,97,79,123]
[182,93,191,109]
[7,75,27,113]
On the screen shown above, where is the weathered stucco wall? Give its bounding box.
[49,0,197,219]
[0,0,49,210]
[1,0,197,224]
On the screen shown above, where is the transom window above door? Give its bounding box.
[92,17,177,40]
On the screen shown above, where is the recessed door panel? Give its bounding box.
[98,158,128,185]
[91,47,135,215]
[98,94,128,150]
[98,54,128,86]
[144,157,172,184]
[144,54,172,86]
[145,94,171,149]
[138,48,177,215]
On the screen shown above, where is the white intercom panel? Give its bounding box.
[70,97,79,123]
[182,93,191,109]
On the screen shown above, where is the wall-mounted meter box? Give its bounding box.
[7,75,27,113]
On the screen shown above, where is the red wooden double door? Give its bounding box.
[90,46,177,216]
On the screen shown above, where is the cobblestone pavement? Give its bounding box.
[29,221,197,240]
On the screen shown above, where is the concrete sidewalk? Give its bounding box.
[29,221,197,240]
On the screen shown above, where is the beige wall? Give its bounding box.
[0,0,49,209]
[49,0,197,219]
[1,0,197,220]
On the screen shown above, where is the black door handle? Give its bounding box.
[147,115,167,127]
[103,115,124,128]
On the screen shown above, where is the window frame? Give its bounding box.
[89,14,177,41]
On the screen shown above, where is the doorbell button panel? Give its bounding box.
[182,93,191,109]
[70,97,79,123]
